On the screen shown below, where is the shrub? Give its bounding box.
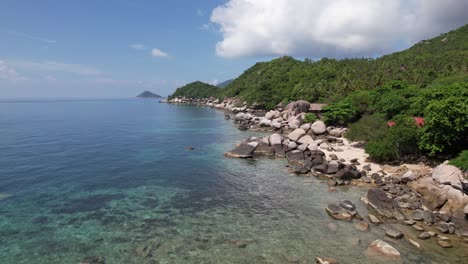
[365,135,398,162]
[346,114,388,142]
[449,150,468,171]
[365,115,420,162]
[303,113,317,123]
[419,96,468,154]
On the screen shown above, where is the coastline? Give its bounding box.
[165,96,468,262]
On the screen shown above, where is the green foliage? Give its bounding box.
[419,96,468,154]
[365,115,420,162]
[303,113,317,123]
[169,81,220,99]
[388,115,420,155]
[218,24,468,107]
[323,100,359,125]
[449,150,468,171]
[346,114,388,142]
[365,136,398,162]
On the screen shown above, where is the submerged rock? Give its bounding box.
[354,222,369,231]
[385,228,404,239]
[365,239,401,260]
[325,204,353,221]
[80,256,106,264]
[315,256,338,264]
[135,240,160,258]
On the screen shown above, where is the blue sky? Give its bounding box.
[1,0,466,98]
[0,0,262,98]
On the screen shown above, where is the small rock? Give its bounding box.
[418,232,431,240]
[315,257,338,264]
[385,228,404,239]
[329,154,338,160]
[135,240,160,258]
[404,220,415,225]
[407,238,421,249]
[354,222,369,231]
[412,209,424,221]
[437,222,452,234]
[339,200,356,211]
[401,170,416,183]
[413,225,425,231]
[437,240,452,248]
[437,235,450,241]
[80,256,105,264]
[228,239,248,248]
[325,204,353,221]
[368,214,381,224]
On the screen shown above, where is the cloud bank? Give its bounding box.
[211,0,468,58]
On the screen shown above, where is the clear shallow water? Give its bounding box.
[0,100,465,263]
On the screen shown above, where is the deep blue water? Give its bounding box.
[0,99,463,263]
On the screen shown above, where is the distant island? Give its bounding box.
[136,91,163,98]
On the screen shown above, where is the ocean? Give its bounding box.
[0,99,460,263]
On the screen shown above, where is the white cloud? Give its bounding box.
[211,0,468,58]
[0,60,26,81]
[209,79,219,86]
[151,48,169,58]
[9,60,101,76]
[129,43,146,50]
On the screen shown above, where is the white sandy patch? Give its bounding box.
[320,138,381,175]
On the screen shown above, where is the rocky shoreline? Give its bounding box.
[165,96,468,262]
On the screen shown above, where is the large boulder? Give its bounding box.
[365,240,401,260]
[288,128,306,142]
[265,110,280,120]
[225,144,257,158]
[259,118,272,127]
[367,188,397,218]
[269,133,282,145]
[298,135,315,145]
[311,120,327,135]
[286,150,305,164]
[235,112,252,121]
[432,162,465,190]
[288,113,306,129]
[408,176,468,233]
[328,127,347,137]
[285,100,310,118]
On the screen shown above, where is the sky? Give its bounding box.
[0,0,467,98]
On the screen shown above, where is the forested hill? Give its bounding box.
[168,81,220,99]
[219,24,468,109]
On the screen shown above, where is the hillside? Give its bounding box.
[137,91,162,98]
[219,24,468,109]
[217,79,234,88]
[168,81,220,99]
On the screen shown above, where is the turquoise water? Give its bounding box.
[0,100,464,263]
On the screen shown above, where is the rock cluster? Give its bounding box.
[225,127,363,185]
